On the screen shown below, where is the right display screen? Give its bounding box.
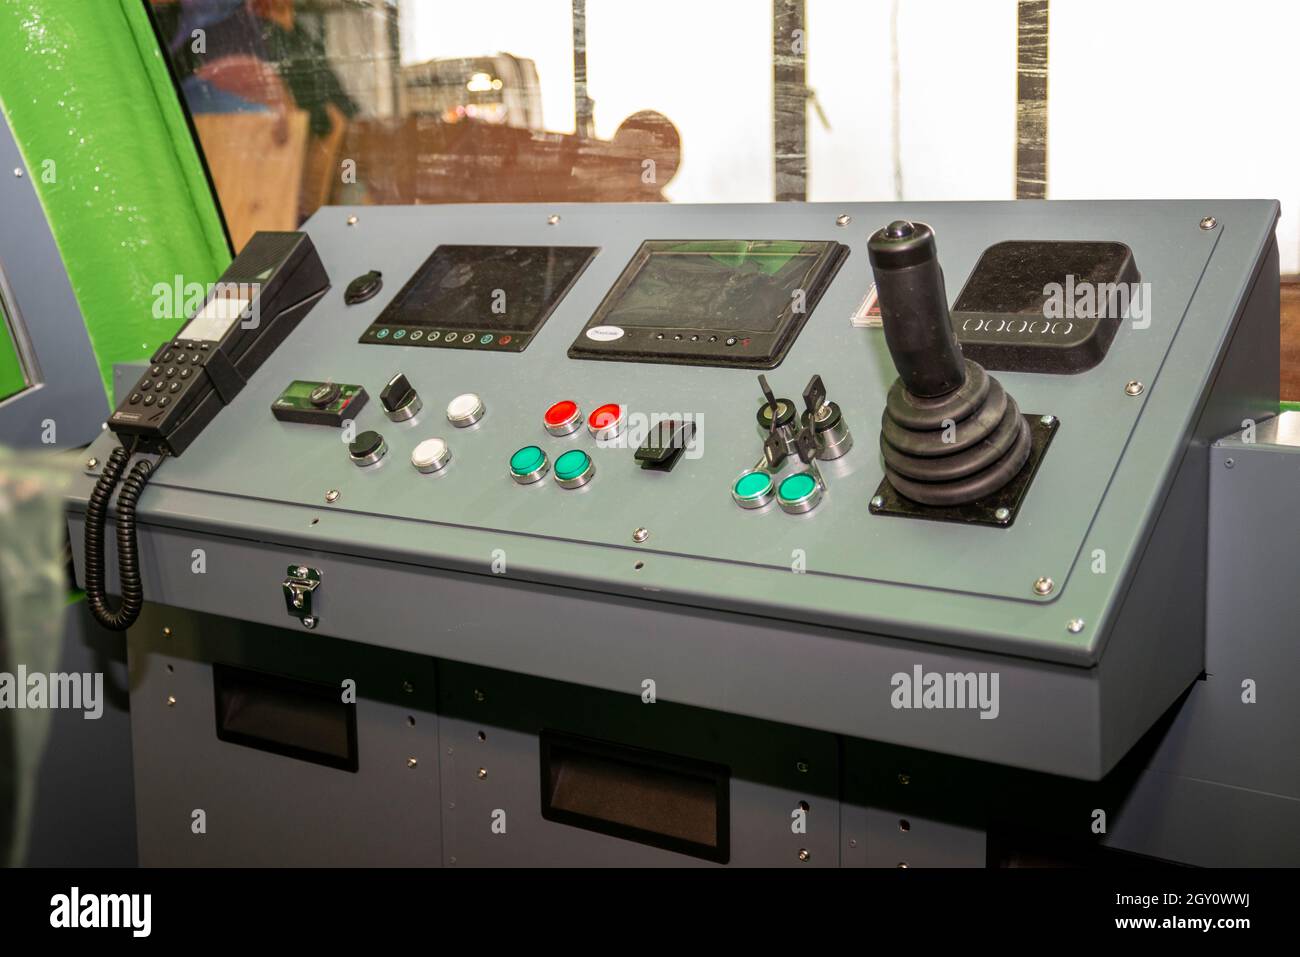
[569,239,847,368]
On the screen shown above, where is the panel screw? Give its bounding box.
[897,862,909,868]
[14,167,23,178]
[1224,458,1234,469]
[325,489,340,503]
[848,839,858,848]
[1124,380,1144,397]
[477,768,488,780]
[870,495,885,510]
[407,758,418,769]
[835,214,851,226]
[547,214,561,225]
[346,215,358,226]
[1033,576,1055,596]
[1039,414,1056,427]
[402,681,414,693]
[301,616,317,629]
[897,773,910,786]
[1199,216,1217,230]
[473,689,486,703]
[86,457,98,469]
[1067,618,1085,634]
[994,507,1011,524]
[166,695,176,707]
[632,527,650,543]
[796,761,809,773]
[163,627,172,637]
[798,848,811,862]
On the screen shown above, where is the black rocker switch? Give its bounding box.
[380,372,421,422]
[636,419,697,472]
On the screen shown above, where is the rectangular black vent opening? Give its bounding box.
[540,730,729,863]
[213,664,358,772]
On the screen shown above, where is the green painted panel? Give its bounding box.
[0,296,26,401]
[0,0,229,398]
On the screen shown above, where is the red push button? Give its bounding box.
[543,400,582,436]
[588,403,625,441]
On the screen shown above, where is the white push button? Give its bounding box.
[446,392,485,427]
[411,437,451,473]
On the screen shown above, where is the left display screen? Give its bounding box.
[360,244,598,352]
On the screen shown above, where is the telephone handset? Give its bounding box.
[109,231,330,456]
[87,232,330,630]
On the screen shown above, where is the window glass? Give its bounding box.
[148,0,1299,276]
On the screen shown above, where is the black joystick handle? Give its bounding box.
[870,220,1034,507]
[867,221,965,398]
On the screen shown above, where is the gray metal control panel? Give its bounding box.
[68,200,1281,783]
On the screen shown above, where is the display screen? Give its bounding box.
[181,294,252,342]
[362,244,597,352]
[570,239,847,368]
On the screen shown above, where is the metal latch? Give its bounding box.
[282,565,322,629]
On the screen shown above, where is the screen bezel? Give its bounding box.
[360,243,599,353]
[568,239,848,369]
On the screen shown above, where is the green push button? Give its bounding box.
[777,471,822,514]
[509,445,548,484]
[732,469,775,509]
[554,449,595,488]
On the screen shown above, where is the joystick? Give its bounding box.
[868,221,1032,506]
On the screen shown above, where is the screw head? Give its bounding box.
[1124,380,1144,397]
[407,758,418,769]
[798,848,811,862]
[897,773,911,786]
[163,627,172,637]
[994,507,1011,524]
[632,527,650,543]
[1033,576,1055,596]
[325,489,340,503]
[547,214,561,225]
[1067,617,1085,634]
[796,761,809,773]
[835,213,851,226]
[13,167,23,178]
[403,681,414,693]
[1039,414,1056,428]
[86,456,98,469]
[477,768,488,780]
[346,214,358,226]
[166,695,176,707]
[1199,216,1217,230]
[473,689,486,703]
[870,495,885,510]
[301,616,317,629]
[1224,457,1235,469]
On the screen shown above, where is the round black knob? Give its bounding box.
[349,430,387,467]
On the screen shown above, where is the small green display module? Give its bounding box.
[271,380,368,427]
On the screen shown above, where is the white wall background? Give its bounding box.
[400,0,1299,271]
